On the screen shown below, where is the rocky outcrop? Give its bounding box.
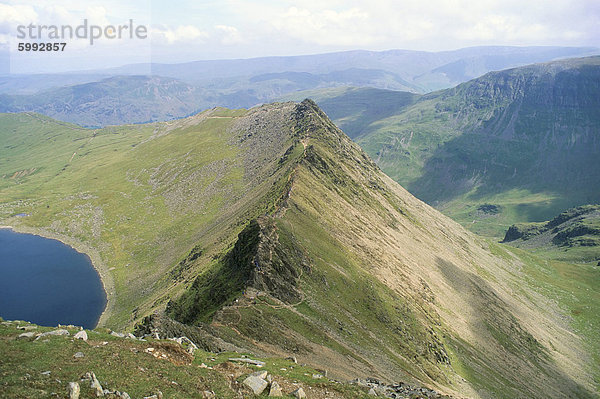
[503,205,600,248]
[351,378,453,399]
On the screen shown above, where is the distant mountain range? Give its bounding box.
[0,76,205,127]
[101,45,600,92]
[0,46,598,127]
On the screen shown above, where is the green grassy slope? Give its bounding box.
[0,319,375,398]
[0,105,302,328]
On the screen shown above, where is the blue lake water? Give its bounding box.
[0,229,106,328]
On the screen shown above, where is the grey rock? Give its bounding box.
[17,325,37,330]
[68,382,80,399]
[286,356,298,363]
[202,391,215,399]
[35,329,70,340]
[41,371,51,376]
[292,387,306,398]
[316,368,328,377]
[110,331,125,338]
[88,372,103,397]
[368,387,377,396]
[74,352,85,359]
[127,333,136,339]
[143,395,158,399]
[117,392,131,399]
[312,373,323,379]
[176,336,199,354]
[269,381,283,397]
[243,375,269,395]
[352,378,369,387]
[74,330,88,341]
[18,332,35,339]
[229,357,266,367]
[250,370,268,379]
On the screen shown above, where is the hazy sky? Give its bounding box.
[1,0,599,73]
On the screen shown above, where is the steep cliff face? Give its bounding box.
[446,57,600,142]
[417,57,600,196]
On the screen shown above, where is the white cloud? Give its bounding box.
[227,0,599,52]
[151,25,208,44]
[270,6,377,46]
[0,4,38,43]
[215,25,243,45]
[85,6,110,26]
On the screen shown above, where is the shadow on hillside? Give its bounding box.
[407,131,600,218]
[435,257,594,399]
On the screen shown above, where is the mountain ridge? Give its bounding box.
[0,102,597,398]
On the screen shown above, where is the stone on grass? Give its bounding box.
[243,375,269,395]
[74,352,85,359]
[35,329,69,340]
[17,325,37,331]
[89,372,104,397]
[269,381,283,397]
[18,332,35,339]
[68,382,80,399]
[292,387,306,398]
[228,357,266,367]
[250,370,268,379]
[74,330,88,341]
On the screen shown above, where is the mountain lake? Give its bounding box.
[0,228,106,329]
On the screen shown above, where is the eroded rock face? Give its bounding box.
[352,378,453,399]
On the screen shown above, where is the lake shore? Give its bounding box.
[0,224,115,328]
